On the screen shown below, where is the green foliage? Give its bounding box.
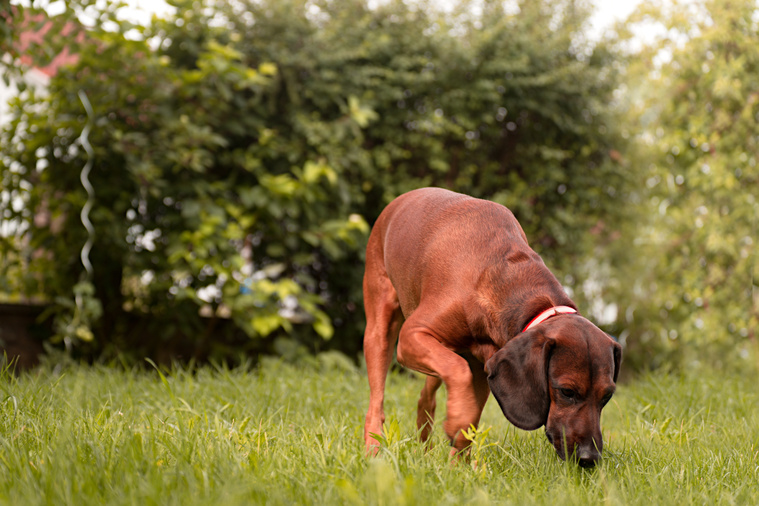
[0,3,15,84]
[49,280,103,347]
[610,0,759,369]
[1,359,758,504]
[1,0,629,361]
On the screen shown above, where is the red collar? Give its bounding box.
[523,306,577,333]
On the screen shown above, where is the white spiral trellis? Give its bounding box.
[77,90,95,278]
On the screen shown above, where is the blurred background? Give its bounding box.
[0,0,757,374]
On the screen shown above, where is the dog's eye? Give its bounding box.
[559,388,577,400]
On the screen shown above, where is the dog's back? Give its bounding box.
[372,188,537,319]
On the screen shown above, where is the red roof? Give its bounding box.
[12,10,82,77]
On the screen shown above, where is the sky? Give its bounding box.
[115,0,643,36]
[18,0,644,36]
[590,0,642,29]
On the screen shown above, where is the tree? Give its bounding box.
[610,0,759,369]
[1,0,631,362]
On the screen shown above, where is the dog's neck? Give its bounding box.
[510,293,576,337]
[473,261,575,346]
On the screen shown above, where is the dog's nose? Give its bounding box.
[577,448,600,468]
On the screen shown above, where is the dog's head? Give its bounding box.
[485,315,622,467]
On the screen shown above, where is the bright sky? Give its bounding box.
[117,0,642,35]
[589,0,643,37]
[591,0,643,25]
[17,0,644,39]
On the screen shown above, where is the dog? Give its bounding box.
[362,188,621,467]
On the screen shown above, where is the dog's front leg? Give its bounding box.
[397,318,486,452]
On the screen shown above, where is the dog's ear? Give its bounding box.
[485,332,555,430]
[611,339,622,383]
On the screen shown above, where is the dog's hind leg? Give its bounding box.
[363,235,403,455]
[417,375,442,443]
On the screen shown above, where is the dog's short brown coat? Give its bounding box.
[363,188,621,466]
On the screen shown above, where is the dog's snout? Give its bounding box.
[577,452,599,468]
[576,447,600,468]
[546,427,602,466]
[578,456,597,468]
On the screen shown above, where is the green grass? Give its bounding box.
[1,353,758,505]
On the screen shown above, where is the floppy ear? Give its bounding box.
[611,339,622,383]
[485,332,555,430]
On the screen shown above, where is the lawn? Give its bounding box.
[1,353,757,505]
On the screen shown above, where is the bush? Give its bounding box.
[0,0,629,363]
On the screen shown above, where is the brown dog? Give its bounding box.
[363,188,621,467]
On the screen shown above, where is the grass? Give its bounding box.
[1,352,758,505]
